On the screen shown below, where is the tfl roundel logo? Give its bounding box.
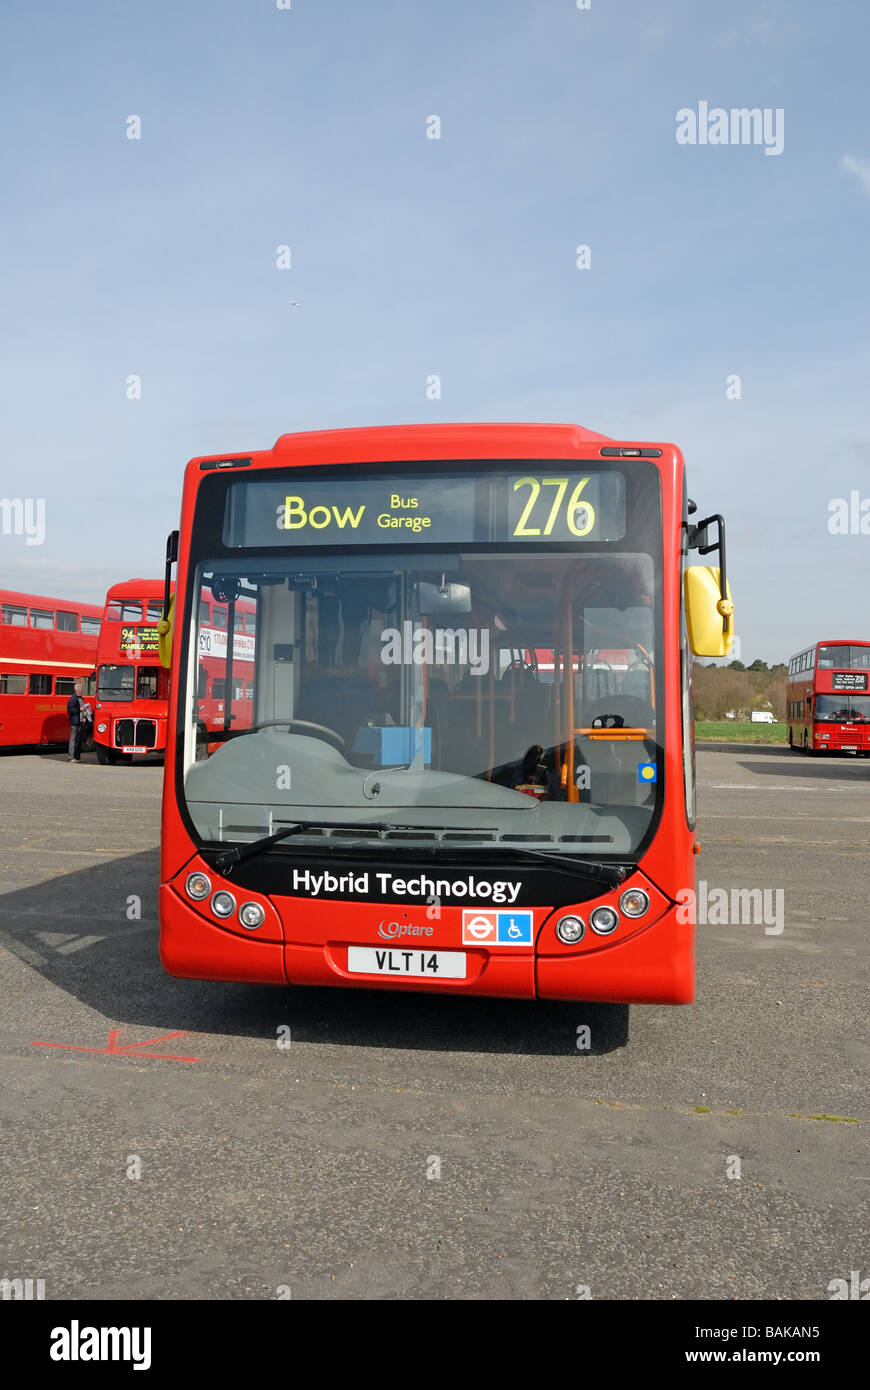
[462,910,533,946]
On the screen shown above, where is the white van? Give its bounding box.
[750,710,776,723]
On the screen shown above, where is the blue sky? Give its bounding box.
[1,0,868,662]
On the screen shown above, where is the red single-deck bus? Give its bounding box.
[94,579,171,763]
[786,640,870,755]
[0,589,100,748]
[157,424,733,1005]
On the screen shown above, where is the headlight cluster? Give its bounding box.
[554,887,650,944]
[184,872,265,930]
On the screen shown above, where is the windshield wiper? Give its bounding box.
[210,821,626,888]
[210,820,489,872]
[422,840,626,888]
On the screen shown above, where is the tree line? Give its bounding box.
[692,661,787,721]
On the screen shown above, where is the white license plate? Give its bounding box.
[347,946,466,979]
[841,745,857,751]
[121,745,147,753]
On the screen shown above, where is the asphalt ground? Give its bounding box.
[0,745,866,1301]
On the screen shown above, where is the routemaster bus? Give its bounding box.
[157,424,733,1005]
[0,589,100,749]
[786,640,870,755]
[94,578,255,763]
[94,579,171,763]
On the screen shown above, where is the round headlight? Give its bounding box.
[97,722,107,733]
[239,901,265,931]
[619,888,650,918]
[590,906,619,935]
[555,915,585,944]
[185,871,211,900]
[211,890,236,918]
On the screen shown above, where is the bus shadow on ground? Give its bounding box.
[0,745,87,761]
[0,748,162,766]
[735,756,870,782]
[0,851,629,1056]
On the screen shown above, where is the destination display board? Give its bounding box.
[222,469,627,548]
[119,625,159,654]
[832,672,868,691]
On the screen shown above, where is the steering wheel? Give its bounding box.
[249,718,346,751]
[503,659,535,675]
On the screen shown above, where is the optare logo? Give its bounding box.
[377,920,434,940]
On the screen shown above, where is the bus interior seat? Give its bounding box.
[578,695,657,809]
[493,664,552,769]
[620,666,653,702]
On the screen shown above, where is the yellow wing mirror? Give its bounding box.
[158,592,174,670]
[685,566,734,657]
[158,530,179,670]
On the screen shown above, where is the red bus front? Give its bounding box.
[94,580,170,763]
[787,640,870,755]
[159,424,732,1006]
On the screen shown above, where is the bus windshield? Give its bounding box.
[814,694,870,722]
[180,495,663,859]
[98,664,135,701]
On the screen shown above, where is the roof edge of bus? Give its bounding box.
[101,579,169,601]
[270,422,615,455]
[0,588,104,613]
[798,639,870,648]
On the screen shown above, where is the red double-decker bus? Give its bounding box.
[787,640,870,755]
[94,579,171,763]
[0,589,100,748]
[194,590,256,750]
[157,424,733,1005]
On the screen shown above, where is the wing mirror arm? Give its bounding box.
[689,513,732,634]
[158,530,179,669]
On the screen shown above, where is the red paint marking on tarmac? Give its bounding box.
[31,1027,200,1062]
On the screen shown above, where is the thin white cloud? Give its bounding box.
[841,155,870,197]
[715,12,786,49]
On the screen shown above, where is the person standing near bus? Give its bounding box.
[67,678,86,761]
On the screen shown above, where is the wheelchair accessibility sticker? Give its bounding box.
[462,910,534,945]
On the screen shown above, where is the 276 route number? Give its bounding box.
[512,476,595,537]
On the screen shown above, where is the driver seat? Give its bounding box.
[578,695,656,809]
[621,666,652,702]
[296,675,381,747]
